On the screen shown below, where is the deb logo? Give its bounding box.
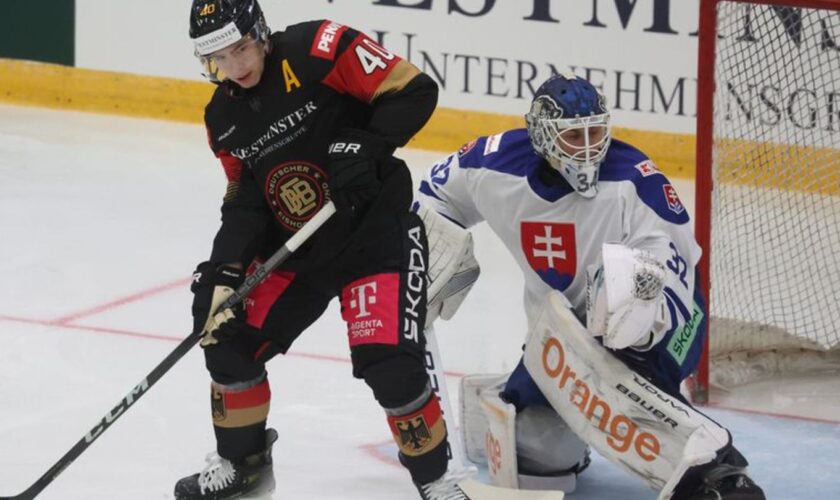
[520,221,577,291]
[663,184,685,215]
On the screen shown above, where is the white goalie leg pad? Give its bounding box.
[418,203,480,326]
[514,406,585,493]
[459,375,567,500]
[461,375,583,493]
[524,291,731,499]
[460,373,508,464]
[480,386,520,489]
[586,243,669,351]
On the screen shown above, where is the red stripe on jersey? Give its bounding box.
[217,150,243,183]
[310,20,349,61]
[223,380,271,410]
[253,341,272,361]
[322,33,401,103]
[244,268,296,329]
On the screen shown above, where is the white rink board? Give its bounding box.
[76,0,702,132]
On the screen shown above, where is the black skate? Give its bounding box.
[174,428,278,499]
[684,464,766,500]
[413,469,472,500]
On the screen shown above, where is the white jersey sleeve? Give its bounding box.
[417,150,486,229]
[619,172,703,353]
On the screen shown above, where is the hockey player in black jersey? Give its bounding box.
[176,1,467,498]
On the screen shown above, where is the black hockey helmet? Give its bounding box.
[189,0,270,80]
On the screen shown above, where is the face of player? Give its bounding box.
[206,35,266,88]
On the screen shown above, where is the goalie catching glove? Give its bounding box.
[191,261,252,347]
[586,243,669,351]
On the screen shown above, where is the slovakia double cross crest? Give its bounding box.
[520,221,577,290]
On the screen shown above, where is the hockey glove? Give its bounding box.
[420,203,480,327]
[327,128,391,212]
[191,261,246,347]
[585,244,669,351]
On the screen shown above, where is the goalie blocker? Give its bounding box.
[417,203,480,326]
[523,291,761,499]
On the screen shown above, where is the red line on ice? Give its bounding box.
[25,278,835,426]
[50,277,192,324]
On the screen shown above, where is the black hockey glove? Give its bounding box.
[191,261,246,347]
[327,129,391,212]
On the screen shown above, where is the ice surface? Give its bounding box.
[1,105,837,499]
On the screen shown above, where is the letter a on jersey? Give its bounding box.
[282,59,301,92]
[520,221,577,290]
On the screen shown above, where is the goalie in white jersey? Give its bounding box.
[417,75,765,499]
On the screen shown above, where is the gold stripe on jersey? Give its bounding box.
[213,403,271,428]
[372,60,420,100]
[224,181,240,202]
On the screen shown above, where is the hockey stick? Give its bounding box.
[0,202,336,500]
[424,325,472,468]
[423,326,564,500]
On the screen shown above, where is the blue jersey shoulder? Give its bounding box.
[456,129,577,202]
[600,140,690,225]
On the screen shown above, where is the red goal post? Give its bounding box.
[694,0,840,402]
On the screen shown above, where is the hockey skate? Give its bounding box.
[174,428,278,500]
[684,464,766,500]
[413,468,473,500]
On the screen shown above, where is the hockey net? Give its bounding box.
[695,0,840,395]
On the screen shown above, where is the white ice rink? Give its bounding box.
[1,104,838,499]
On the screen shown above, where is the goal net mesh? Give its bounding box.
[708,1,840,387]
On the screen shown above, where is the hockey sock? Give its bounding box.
[211,378,272,460]
[386,389,449,484]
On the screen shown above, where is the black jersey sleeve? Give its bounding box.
[209,161,271,265]
[203,120,271,265]
[287,20,439,148]
[366,71,438,148]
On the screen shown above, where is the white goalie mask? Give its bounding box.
[525,75,612,198]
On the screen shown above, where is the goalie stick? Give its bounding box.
[0,202,336,500]
[424,325,564,500]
